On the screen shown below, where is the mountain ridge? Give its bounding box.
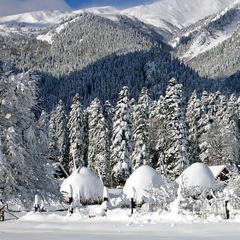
[171,0,240,79]
[0,0,236,37]
[0,0,239,111]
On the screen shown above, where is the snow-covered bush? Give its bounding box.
[176,162,216,198]
[60,167,103,205]
[149,182,178,213]
[123,165,163,204]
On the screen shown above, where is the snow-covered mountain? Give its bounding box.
[0,0,236,37]
[0,10,73,35]
[171,0,240,60]
[0,0,238,80]
[171,0,240,78]
[122,0,235,30]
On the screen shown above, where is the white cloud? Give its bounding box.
[0,0,72,17]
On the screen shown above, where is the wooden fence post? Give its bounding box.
[225,200,230,219]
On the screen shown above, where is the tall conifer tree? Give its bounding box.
[67,93,86,172]
[87,98,110,186]
[131,87,151,170]
[186,91,207,165]
[156,78,189,180]
[110,86,133,187]
[54,100,69,170]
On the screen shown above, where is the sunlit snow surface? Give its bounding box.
[0,0,235,38]
[1,206,240,240]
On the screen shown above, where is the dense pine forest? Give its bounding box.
[1,69,240,205]
[0,10,240,206]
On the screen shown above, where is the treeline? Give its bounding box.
[46,78,240,187]
[1,70,240,206]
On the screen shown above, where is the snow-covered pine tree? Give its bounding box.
[48,109,58,162]
[186,91,207,165]
[67,93,87,172]
[0,71,58,207]
[150,94,167,172]
[87,98,110,186]
[131,87,151,170]
[148,97,164,169]
[156,78,189,180]
[221,94,240,155]
[53,100,69,170]
[103,100,114,149]
[198,92,227,166]
[110,86,133,187]
[201,94,240,167]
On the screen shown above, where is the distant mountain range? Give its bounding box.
[0,0,239,112]
[171,0,240,79]
[0,0,236,34]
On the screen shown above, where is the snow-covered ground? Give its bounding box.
[2,163,240,239]
[1,206,240,240]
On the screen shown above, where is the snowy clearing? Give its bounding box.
[1,207,240,240]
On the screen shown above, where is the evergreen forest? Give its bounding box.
[0,12,240,206]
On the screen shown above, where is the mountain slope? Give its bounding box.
[0,10,73,35]
[122,0,235,30]
[171,0,240,79]
[0,12,216,112]
[0,0,235,37]
[0,13,167,76]
[0,1,239,113]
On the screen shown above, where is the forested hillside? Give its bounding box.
[0,5,240,207]
[171,1,240,79]
[0,12,239,113]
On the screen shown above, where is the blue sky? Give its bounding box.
[65,0,154,9]
[0,0,155,17]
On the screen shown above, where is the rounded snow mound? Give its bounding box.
[60,167,103,204]
[177,162,216,191]
[123,165,163,202]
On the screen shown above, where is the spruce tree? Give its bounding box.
[156,78,189,180]
[67,93,87,172]
[54,100,69,170]
[87,98,110,186]
[186,91,207,165]
[103,100,114,155]
[131,87,151,170]
[148,97,165,169]
[110,86,133,187]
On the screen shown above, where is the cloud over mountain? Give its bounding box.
[0,0,71,17]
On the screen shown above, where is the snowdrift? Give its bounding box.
[123,165,163,202]
[60,167,103,205]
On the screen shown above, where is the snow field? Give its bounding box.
[2,206,240,240]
